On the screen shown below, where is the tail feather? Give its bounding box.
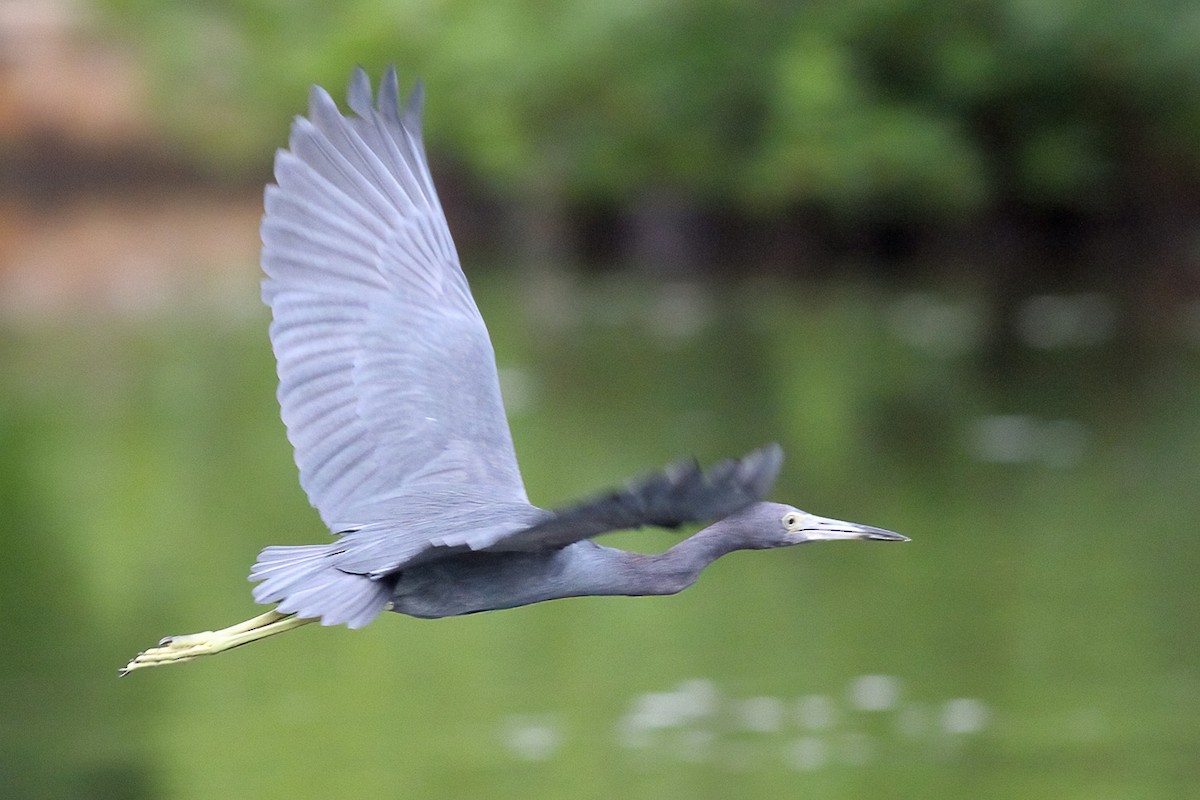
[250,544,390,629]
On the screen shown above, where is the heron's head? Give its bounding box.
[729,502,909,548]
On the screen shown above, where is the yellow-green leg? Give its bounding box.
[120,610,316,676]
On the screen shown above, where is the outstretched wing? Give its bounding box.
[261,67,527,532]
[327,444,782,577]
[488,444,784,552]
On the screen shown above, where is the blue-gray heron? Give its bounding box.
[121,68,906,675]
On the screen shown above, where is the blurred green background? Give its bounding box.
[2,1,1199,798]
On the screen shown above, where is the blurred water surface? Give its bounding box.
[1,271,1198,799]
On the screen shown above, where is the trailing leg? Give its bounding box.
[120,610,315,675]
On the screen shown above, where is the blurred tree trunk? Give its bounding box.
[510,183,579,333]
[623,189,706,278]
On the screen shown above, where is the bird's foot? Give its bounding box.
[120,610,314,676]
[120,634,214,674]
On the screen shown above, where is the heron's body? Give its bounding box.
[392,510,764,618]
[121,69,906,676]
[392,542,646,618]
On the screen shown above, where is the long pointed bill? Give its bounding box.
[802,515,910,542]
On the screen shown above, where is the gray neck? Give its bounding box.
[601,518,747,597]
[388,518,754,618]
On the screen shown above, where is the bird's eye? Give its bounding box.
[782,512,802,530]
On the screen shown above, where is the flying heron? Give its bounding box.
[121,68,907,676]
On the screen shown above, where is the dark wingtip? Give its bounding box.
[403,77,426,134]
[306,84,336,119]
[346,65,373,117]
[378,65,401,120]
[758,442,784,471]
[743,443,784,498]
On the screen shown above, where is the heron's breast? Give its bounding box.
[388,546,582,618]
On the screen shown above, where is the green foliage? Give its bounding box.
[752,32,986,214]
[97,0,1200,218]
